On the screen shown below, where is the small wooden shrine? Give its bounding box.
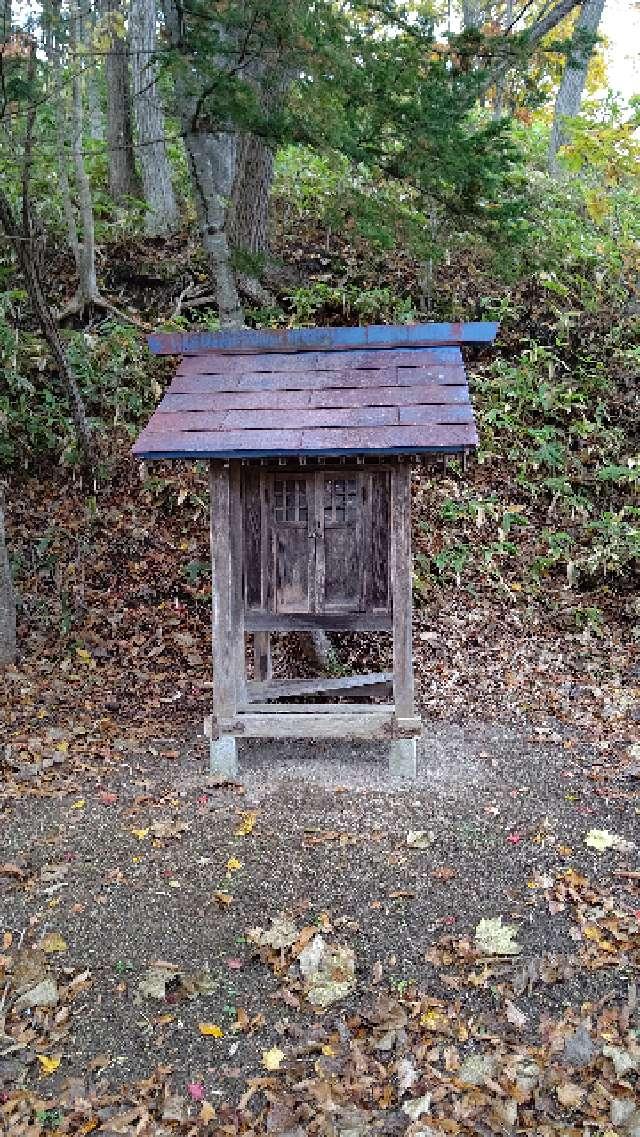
[133,322,498,777]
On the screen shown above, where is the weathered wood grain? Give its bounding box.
[209,461,236,723]
[174,346,463,375]
[158,381,470,413]
[134,423,477,459]
[244,610,392,631]
[231,710,395,739]
[391,462,415,720]
[246,671,393,702]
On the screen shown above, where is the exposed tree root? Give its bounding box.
[56,291,152,330]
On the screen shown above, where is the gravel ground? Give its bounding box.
[1,718,638,1100]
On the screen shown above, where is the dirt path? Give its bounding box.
[2,717,639,1134]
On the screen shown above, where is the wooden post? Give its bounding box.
[209,460,238,775]
[254,633,272,682]
[390,461,417,777]
[229,462,246,708]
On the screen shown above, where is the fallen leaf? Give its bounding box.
[247,914,298,950]
[298,935,356,1008]
[199,1103,216,1124]
[198,1022,223,1038]
[13,976,59,1011]
[213,891,233,907]
[585,828,635,853]
[262,1047,285,1071]
[397,1057,417,1094]
[226,858,243,872]
[71,799,85,810]
[131,828,150,840]
[402,1093,432,1121]
[556,1081,585,1108]
[235,811,257,836]
[0,864,26,879]
[505,999,527,1028]
[406,830,434,849]
[150,818,189,840]
[39,932,67,954]
[432,866,457,881]
[475,917,521,956]
[37,1055,61,1075]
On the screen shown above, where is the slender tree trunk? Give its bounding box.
[162,0,243,327]
[48,1,102,314]
[462,1,485,28]
[0,190,95,470]
[71,7,100,304]
[86,5,105,141]
[0,485,16,666]
[1,0,11,41]
[130,0,178,235]
[548,0,605,174]
[105,0,138,199]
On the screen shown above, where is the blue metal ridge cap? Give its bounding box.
[148,322,499,356]
[132,443,477,462]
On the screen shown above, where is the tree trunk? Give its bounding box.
[229,133,273,257]
[0,485,16,666]
[162,0,243,327]
[462,1,484,29]
[130,0,179,235]
[86,5,105,142]
[0,189,96,471]
[548,0,605,174]
[228,132,274,302]
[105,0,138,200]
[1,0,11,41]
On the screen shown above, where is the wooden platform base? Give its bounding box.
[205,704,421,777]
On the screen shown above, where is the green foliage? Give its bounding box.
[286,282,414,325]
[0,319,159,470]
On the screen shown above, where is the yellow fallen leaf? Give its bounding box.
[40,932,67,953]
[37,1055,61,1075]
[75,648,93,664]
[421,1009,446,1031]
[78,1120,99,1134]
[321,1044,335,1056]
[55,740,69,753]
[198,1022,223,1038]
[226,857,243,872]
[235,811,257,837]
[71,799,85,810]
[131,828,150,840]
[262,1046,285,1071]
[199,1102,216,1124]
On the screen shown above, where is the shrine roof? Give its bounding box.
[132,322,497,461]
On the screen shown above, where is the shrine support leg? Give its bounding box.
[390,461,417,778]
[209,461,245,775]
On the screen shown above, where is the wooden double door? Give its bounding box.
[242,467,391,619]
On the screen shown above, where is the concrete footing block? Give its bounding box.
[389,738,417,778]
[210,735,238,777]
